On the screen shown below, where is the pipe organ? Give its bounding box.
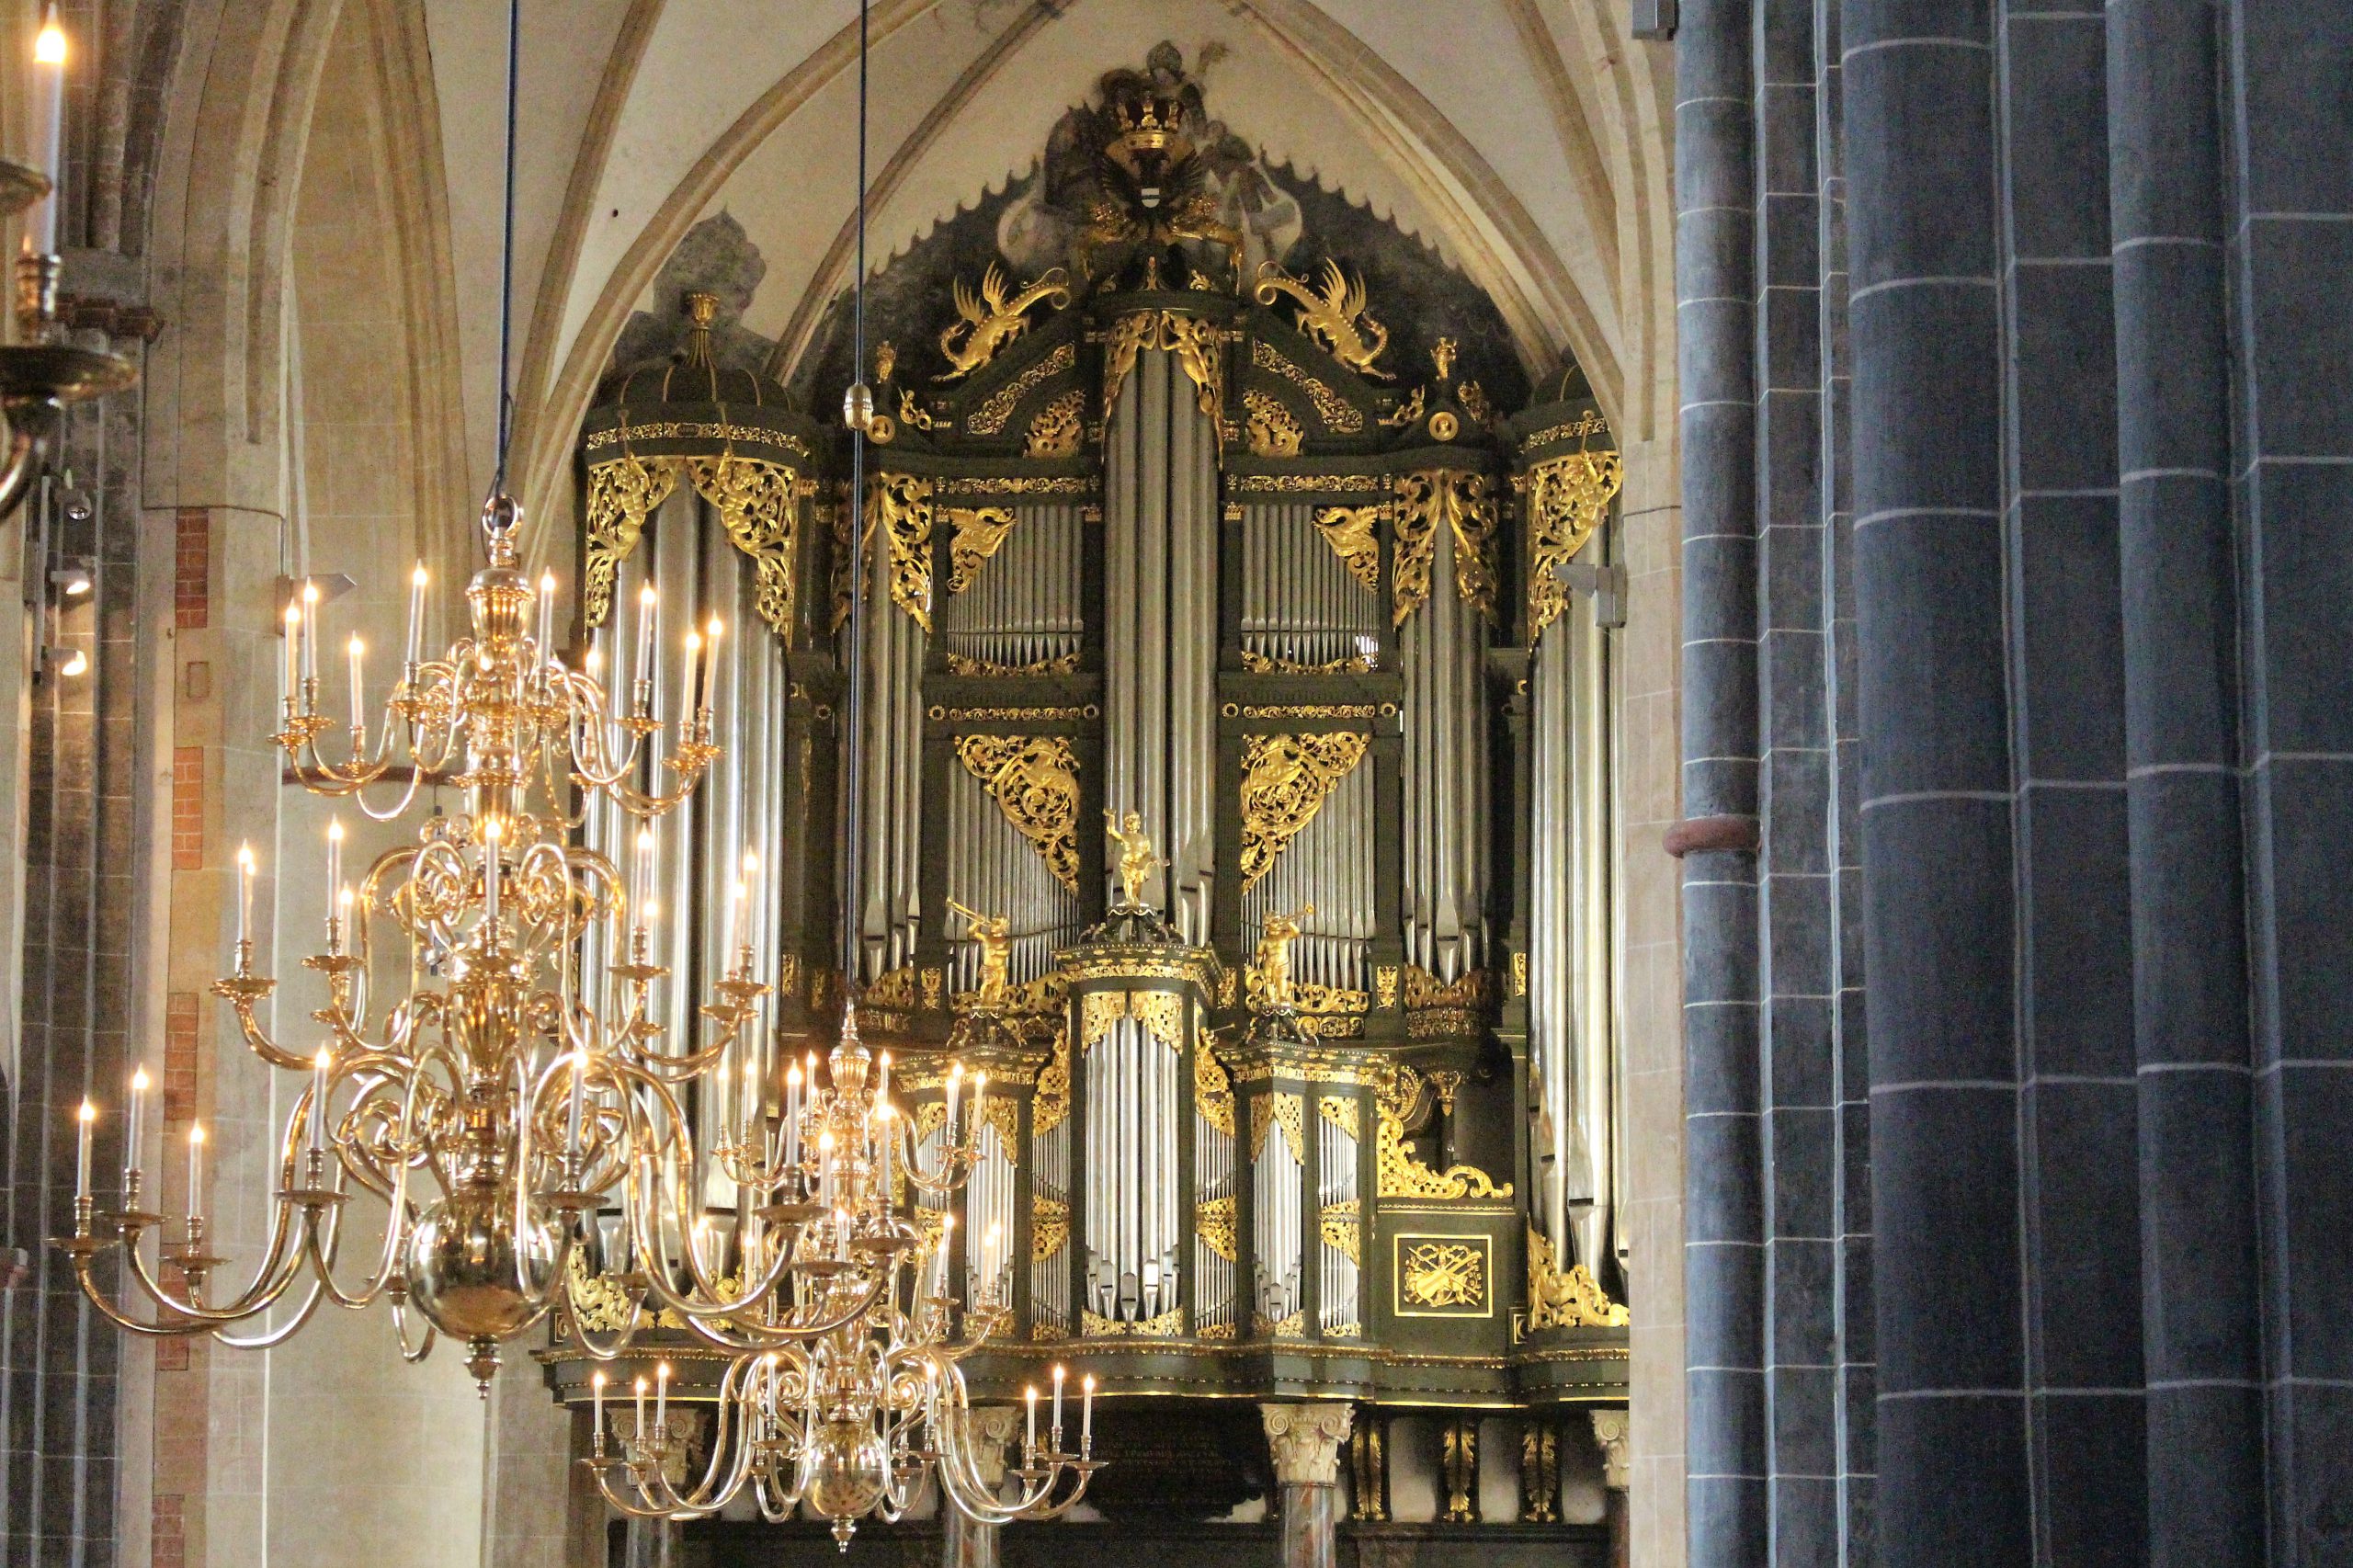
[563,51,1631,1429]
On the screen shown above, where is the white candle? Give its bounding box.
[835,1206,849,1263]
[29,15,63,256]
[536,571,556,667]
[481,818,502,934]
[632,828,654,930]
[633,1377,647,1448]
[680,630,701,717]
[784,1062,802,1168]
[971,1074,987,1150]
[874,1102,892,1202]
[724,878,745,971]
[404,563,426,670]
[985,1222,1003,1301]
[566,1052,586,1163]
[1025,1385,1038,1460]
[187,1124,205,1223]
[632,583,656,703]
[945,1062,962,1146]
[1082,1374,1095,1452]
[876,1050,890,1104]
[74,1099,93,1199]
[235,843,254,952]
[324,819,343,938]
[1051,1363,1064,1439]
[346,635,364,730]
[591,1371,607,1456]
[654,1362,669,1435]
[300,582,319,689]
[282,604,301,703]
[933,1212,952,1298]
[125,1066,147,1176]
[309,1048,331,1153]
[818,1130,835,1207]
[700,616,723,711]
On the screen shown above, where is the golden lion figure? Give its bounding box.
[1105,810,1168,909]
[1252,904,1316,1011]
[945,898,1012,1009]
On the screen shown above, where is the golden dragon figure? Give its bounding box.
[1254,259,1392,380]
[935,263,1074,382]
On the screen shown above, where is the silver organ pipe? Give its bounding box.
[1240,758,1373,994]
[963,1116,1017,1306]
[847,495,926,981]
[1238,503,1380,667]
[1193,1048,1236,1335]
[943,767,1080,993]
[1030,1069,1072,1338]
[1104,347,1218,938]
[1251,1094,1304,1329]
[1401,518,1490,982]
[1080,1012,1181,1324]
[1315,1099,1359,1335]
[938,503,1083,670]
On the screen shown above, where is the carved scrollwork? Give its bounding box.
[1250,338,1364,433]
[1101,311,1224,432]
[937,264,1073,382]
[1312,505,1382,591]
[1517,446,1626,642]
[1031,1196,1071,1262]
[1392,469,1499,625]
[1196,1195,1239,1263]
[954,734,1081,892]
[945,506,1018,595]
[870,472,937,629]
[1254,258,1392,380]
[583,455,679,627]
[1023,388,1086,458]
[1239,648,1375,675]
[1194,1029,1236,1137]
[966,341,1079,437]
[1034,1023,1072,1136]
[1400,1240,1487,1311]
[1244,389,1303,457]
[1238,731,1372,890]
[1525,1223,1630,1330]
[683,455,800,636]
[1320,1199,1361,1265]
[945,649,1084,676]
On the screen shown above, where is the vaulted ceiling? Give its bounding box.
[404,0,1675,529]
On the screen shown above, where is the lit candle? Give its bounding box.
[536,571,556,666]
[1051,1363,1065,1442]
[632,583,656,701]
[346,634,364,729]
[591,1371,607,1457]
[125,1066,147,1176]
[74,1099,94,1199]
[945,1062,963,1145]
[737,1054,756,1149]
[1082,1373,1095,1452]
[1025,1385,1038,1460]
[187,1123,205,1224]
[971,1073,987,1149]
[338,886,354,954]
[29,13,63,256]
[724,878,746,972]
[282,603,301,702]
[933,1212,953,1299]
[784,1061,803,1168]
[324,819,343,933]
[835,1205,849,1264]
[874,1102,892,1200]
[680,630,702,717]
[632,828,654,930]
[985,1222,1003,1301]
[700,616,723,711]
[234,843,254,952]
[310,1047,331,1154]
[481,817,502,933]
[404,563,426,670]
[633,1376,647,1447]
[654,1361,669,1436]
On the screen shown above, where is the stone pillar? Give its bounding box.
[1592,1411,1630,1568]
[1260,1403,1352,1568]
[941,1407,1020,1568]
[1670,3,1767,1564]
[2107,6,2263,1564]
[1845,2,2028,1563]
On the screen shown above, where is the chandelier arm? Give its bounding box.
[206,1275,331,1349]
[388,1294,438,1361]
[299,1070,431,1308]
[216,981,321,1073]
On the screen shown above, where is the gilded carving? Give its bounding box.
[934,472,1095,497]
[1082,1305,1186,1339]
[1378,384,1427,430]
[1249,905,1313,1010]
[1518,445,1626,642]
[1228,471,1384,494]
[1239,648,1375,675]
[1321,1199,1361,1265]
[965,341,1079,437]
[582,456,678,628]
[1311,505,1383,591]
[1399,1239,1487,1312]
[1525,1223,1630,1330]
[1195,1031,1236,1137]
[1271,1092,1306,1165]
[1319,1095,1360,1142]
[1375,966,1400,1008]
[563,1247,633,1334]
[1131,990,1185,1049]
[1519,411,1609,449]
[1101,311,1224,431]
[1459,381,1497,429]
[1244,389,1304,457]
[1238,732,1372,890]
[953,734,1082,892]
[1248,337,1365,432]
[945,649,1083,676]
[937,264,1073,381]
[945,506,1019,595]
[1031,1196,1071,1261]
[1106,811,1169,907]
[1023,388,1086,458]
[869,472,936,629]
[1034,1025,1072,1136]
[1256,1308,1308,1340]
[684,455,800,636]
[1376,1106,1511,1201]
[582,421,810,460]
[1098,312,1159,426]
[1080,991,1128,1051]
[1392,469,1499,625]
[1196,1195,1238,1262]
[1254,259,1392,379]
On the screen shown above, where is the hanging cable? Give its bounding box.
[491,0,522,501]
[839,0,872,988]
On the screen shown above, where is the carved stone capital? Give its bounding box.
[1260,1402,1354,1487]
[609,1407,709,1487]
[968,1404,1023,1489]
[1589,1409,1630,1492]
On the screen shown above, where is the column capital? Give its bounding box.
[967,1405,1022,1490]
[1589,1409,1630,1492]
[1259,1402,1353,1487]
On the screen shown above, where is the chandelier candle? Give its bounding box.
[28,14,63,254]
[125,1068,147,1176]
[186,1126,204,1231]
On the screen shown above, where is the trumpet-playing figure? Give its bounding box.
[1252,904,1316,1011]
[945,898,1013,1009]
[1104,810,1168,909]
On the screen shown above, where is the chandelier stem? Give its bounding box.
[492,0,521,500]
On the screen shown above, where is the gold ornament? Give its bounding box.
[684,454,800,636]
[1312,505,1383,592]
[965,341,1079,437]
[1105,809,1169,907]
[1023,388,1086,458]
[869,472,936,629]
[1391,469,1499,624]
[945,506,1019,595]
[955,735,1082,892]
[1400,1240,1487,1312]
[1196,1195,1239,1263]
[944,898,1012,1008]
[1031,1197,1071,1262]
[1250,904,1314,1010]
[1254,259,1392,379]
[1248,337,1365,432]
[1244,389,1304,457]
[1194,1031,1236,1138]
[1321,1199,1361,1265]
[936,264,1073,381]
[583,455,679,627]
[945,649,1084,676]
[1238,733,1371,890]
[1525,1224,1630,1330]
[1518,445,1626,642]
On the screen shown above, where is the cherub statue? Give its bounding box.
[1104,809,1168,909]
[945,897,1012,1009]
[1252,904,1315,1011]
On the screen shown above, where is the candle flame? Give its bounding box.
[189,1123,205,1146]
[131,1066,149,1092]
[77,1099,94,1123]
[301,581,320,606]
[314,1047,331,1071]
[347,634,363,657]
[412,562,428,587]
[639,583,656,606]
[236,842,255,870]
[326,819,344,844]
[34,22,65,65]
[592,1370,607,1389]
[706,615,722,640]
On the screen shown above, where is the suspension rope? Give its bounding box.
[491,0,521,499]
[840,0,872,985]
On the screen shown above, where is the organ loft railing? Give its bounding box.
[561,46,1629,1427]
